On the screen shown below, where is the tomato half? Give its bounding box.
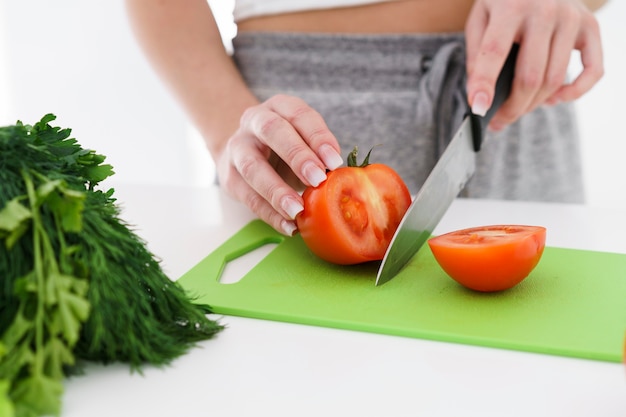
[296,148,411,265]
[428,225,546,292]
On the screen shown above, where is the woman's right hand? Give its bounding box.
[465,0,604,130]
[216,94,344,236]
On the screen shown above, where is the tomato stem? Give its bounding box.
[347,146,375,168]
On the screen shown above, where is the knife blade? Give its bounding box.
[375,44,519,286]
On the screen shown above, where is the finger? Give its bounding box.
[465,1,489,78]
[465,8,521,117]
[266,95,344,170]
[223,139,301,236]
[233,178,299,237]
[552,14,604,103]
[241,101,329,188]
[524,14,579,112]
[230,135,305,215]
[490,13,556,126]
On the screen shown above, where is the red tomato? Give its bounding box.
[296,147,411,265]
[428,225,546,292]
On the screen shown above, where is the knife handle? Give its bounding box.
[469,43,519,152]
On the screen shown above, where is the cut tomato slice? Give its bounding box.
[428,225,547,292]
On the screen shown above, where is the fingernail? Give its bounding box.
[302,161,327,187]
[281,220,297,236]
[471,92,490,117]
[319,144,343,170]
[281,196,304,219]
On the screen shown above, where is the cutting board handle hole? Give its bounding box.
[219,242,279,284]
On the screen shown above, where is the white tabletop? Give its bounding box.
[62,183,626,417]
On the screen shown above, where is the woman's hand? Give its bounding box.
[216,94,344,236]
[465,0,604,130]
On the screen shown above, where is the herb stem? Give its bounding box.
[23,170,45,376]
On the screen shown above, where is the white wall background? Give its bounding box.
[1,0,624,209]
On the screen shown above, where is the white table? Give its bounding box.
[63,183,626,417]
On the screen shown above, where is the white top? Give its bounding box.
[232,0,393,22]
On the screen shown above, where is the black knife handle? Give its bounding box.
[469,43,519,152]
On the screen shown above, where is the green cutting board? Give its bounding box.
[178,220,626,363]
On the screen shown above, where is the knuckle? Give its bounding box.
[283,142,310,166]
[245,194,287,235]
[266,93,303,110]
[267,211,289,235]
[266,183,287,210]
[581,10,600,32]
[264,95,282,108]
[225,131,243,151]
[561,6,581,27]
[545,71,565,92]
[481,39,509,59]
[506,0,526,16]
[537,2,558,20]
[286,104,314,124]
[257,113,284,139]
[239,105,259,126]
[306,126,333,144]
[266,93,289,104]
[244,192,267,215]
[237,154,260,180]
[518,69,543,91]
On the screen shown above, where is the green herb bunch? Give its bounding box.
[0,114,223,417]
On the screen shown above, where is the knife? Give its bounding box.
[375,44,519,286]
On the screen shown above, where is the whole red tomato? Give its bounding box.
[428,225,547,292]
[296,147,411,265]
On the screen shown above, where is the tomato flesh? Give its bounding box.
[428,225,546,292]
[296,163,411,265]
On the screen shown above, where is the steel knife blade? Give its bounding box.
[375,44,519,286]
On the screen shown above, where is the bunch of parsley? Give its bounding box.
[0,114,223,417]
